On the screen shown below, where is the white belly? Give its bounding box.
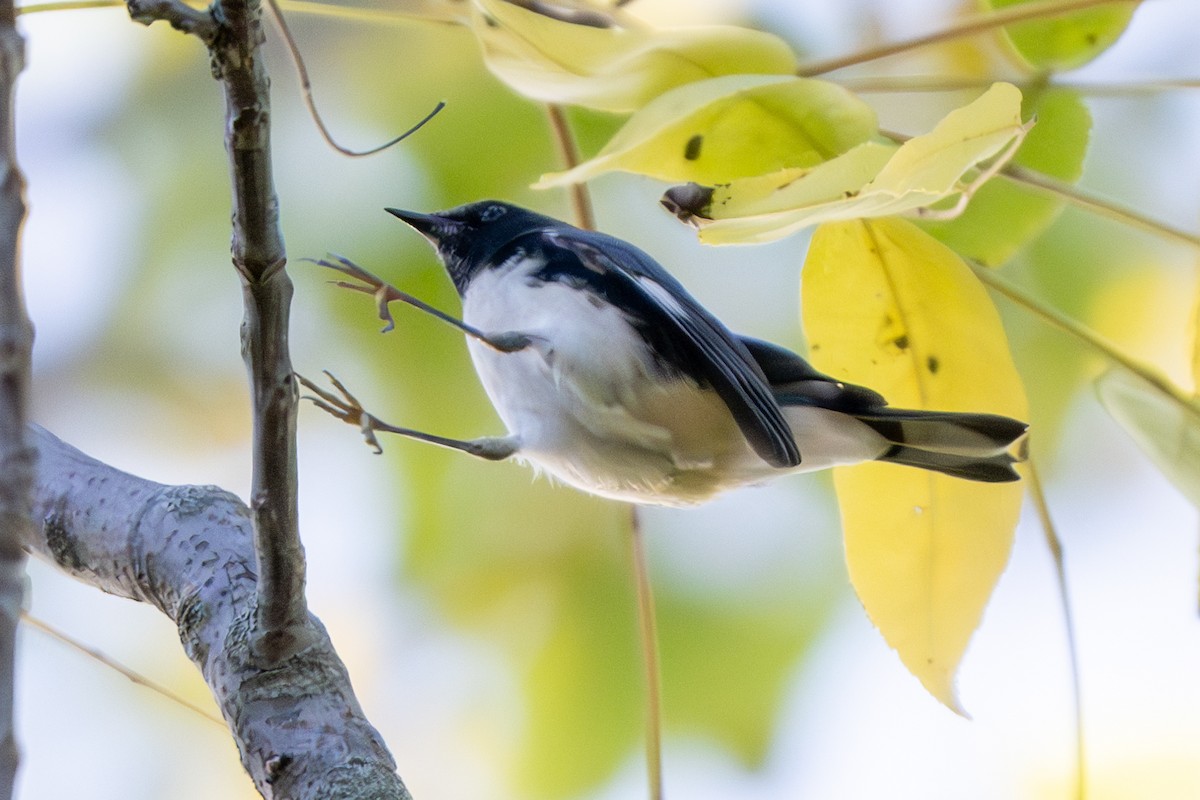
[460,261,888,505]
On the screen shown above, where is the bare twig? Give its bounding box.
[204,0,308,663]
[264,0,446,156]
[545,104,595,231]
[1001,164,1200,251]
[20,612,227,728]
[125,0,218,42]
[1024,457,1086,800]
[969,261,1192,405]
[628,510,663,800]
[544,98,664,799]
[0,4,30,797]
[796,0,1144,77]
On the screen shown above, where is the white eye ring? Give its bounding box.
[480,205,507,223]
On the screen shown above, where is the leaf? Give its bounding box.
[987,0,1137,71]
[1096,368,1200,509]
[667,82,1029,244]
[536,75,877,186]
[801,218,1027,711]
[469,0,797,113]
[922,87,1092,266]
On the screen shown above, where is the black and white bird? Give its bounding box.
[311,200,1027,507]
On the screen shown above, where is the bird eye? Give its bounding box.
[480,205,507,223]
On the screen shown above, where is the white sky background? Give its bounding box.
[10,1,1200,799]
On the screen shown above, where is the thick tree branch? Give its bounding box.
[28,426,412,800]
[0,3,30,798]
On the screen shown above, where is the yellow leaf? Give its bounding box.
[801,218,1027,711]
[469,0,796,113]
[666,82,1029,244]
[536,75,877,186]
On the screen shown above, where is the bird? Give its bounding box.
[306,200,1028,508]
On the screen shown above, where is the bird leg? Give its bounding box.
[297,371,519,461]
[309,254,535,353]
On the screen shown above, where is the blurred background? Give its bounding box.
[11,0,1200,797]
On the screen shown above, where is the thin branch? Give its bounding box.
[1023,456,1086,800]
[969,261,1192,404]
[543,103,662,797]
[124,0,218,43]
[628,509,663,800]
[1000,164,1200,251]
[0,4,30,798]
[264,0,447,157]
[202,0,308,663]
[837,74,1200,95]
[20,612,227,728]
[17,0,123,13]
[796,0,1144,77]
[545,103,595,231]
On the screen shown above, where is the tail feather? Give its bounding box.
[855,409,1028,483]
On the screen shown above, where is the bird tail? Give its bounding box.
[853,408,1029,483]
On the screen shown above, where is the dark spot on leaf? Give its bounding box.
[927,355,940,374]
[483,13,498,27]
[1084,31,1097,45]
[894,334,909,351]
[684,134,703,161]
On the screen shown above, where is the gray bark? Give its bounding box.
[28,425,412,799]
[0,3,30,797]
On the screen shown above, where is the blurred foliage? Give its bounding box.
[46,0,1199,798]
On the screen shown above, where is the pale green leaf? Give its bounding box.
[1096,368,1200,509]
[801,218,1027,711]
[470,0,797,113]
[536,75,877,186]
[666,82,1028,244]
[988,0,1137,71]
[922,87,1092,265]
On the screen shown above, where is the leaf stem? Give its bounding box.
[969,262,1191,404]
[1023,456,1086,800]
[629,508,664,800]
[796,0,1143,77]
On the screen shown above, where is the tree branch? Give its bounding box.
[126,0,308,663]
[0,2,30,797]
[28,426,412,800]
[214,0,308,663]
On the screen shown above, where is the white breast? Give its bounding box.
[460,258,756,505]
[458,257,889,505]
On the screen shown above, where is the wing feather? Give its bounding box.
[543,229,801,469]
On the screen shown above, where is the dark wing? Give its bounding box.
[737,336,887,412]
[538,228,801,469]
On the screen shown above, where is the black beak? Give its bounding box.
[386,208,462,242]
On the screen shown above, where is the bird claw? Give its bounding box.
[296,371,385,454]
[310,254,399,333]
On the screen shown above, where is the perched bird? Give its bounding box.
[309,200,1027,507]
